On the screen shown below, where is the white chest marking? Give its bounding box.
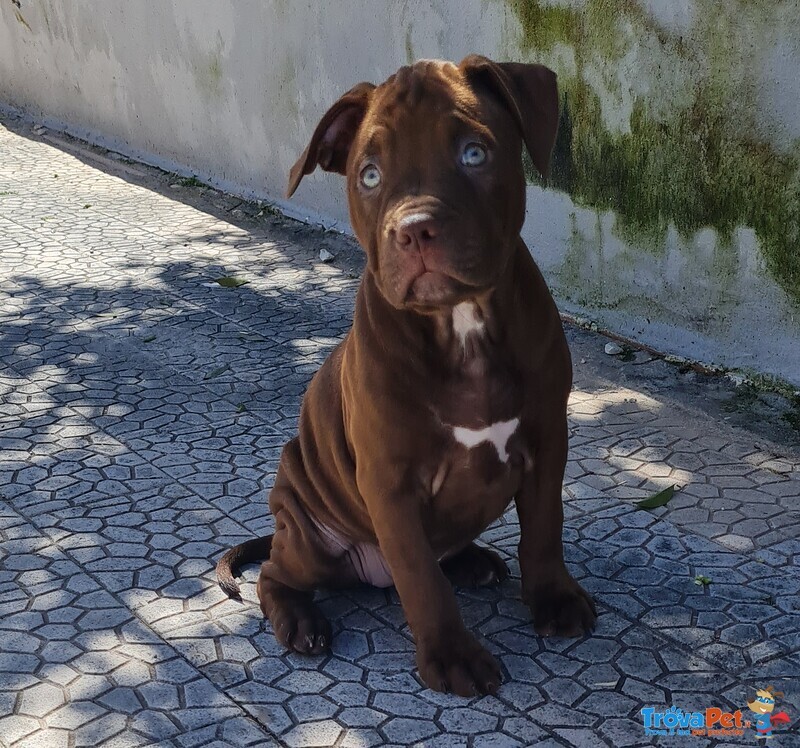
[452,417,520,463]
[452,301,485,347]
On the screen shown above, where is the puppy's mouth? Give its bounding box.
[383,225,490,309]
[404,270,476,308]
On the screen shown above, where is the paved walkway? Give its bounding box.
[0,113,798,748]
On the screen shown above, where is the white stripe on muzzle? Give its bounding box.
[396,212,433,230]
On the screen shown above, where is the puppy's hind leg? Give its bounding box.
[217,503,334,654]
[257,481,352,656]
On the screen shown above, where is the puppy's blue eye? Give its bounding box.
[461,143,487,167]
[360,165,381,189]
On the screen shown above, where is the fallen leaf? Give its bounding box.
[236,402,247,413]
[238,333,266,342]
[214,276,249,288]
[142,334,156,343]
[694,575,712,586]
[636,485,676,509]
[203,364,230,380]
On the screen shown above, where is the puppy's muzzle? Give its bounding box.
[387,205,451,266]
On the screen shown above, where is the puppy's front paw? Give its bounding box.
[526,567,596,638]
[416,628,502,697]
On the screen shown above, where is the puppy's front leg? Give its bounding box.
[515,421,596,637]
[364,480,502,696]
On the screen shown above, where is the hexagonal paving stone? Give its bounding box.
[282,720,343,748]
[18,682,66,718]
[0,715,40,744]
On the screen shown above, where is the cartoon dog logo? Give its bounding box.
[747,686,791,740]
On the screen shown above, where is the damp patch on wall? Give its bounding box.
[506,0,800,308]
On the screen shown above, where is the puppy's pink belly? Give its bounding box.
[313,519,394,588]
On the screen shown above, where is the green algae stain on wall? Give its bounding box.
[506,0,800,307]
[193,32,226,99]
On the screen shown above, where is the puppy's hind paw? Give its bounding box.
[269,594,332,655]
[441,543,509,588]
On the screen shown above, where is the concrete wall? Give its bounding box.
[2,0,798,385]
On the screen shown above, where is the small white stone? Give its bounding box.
[319,248,335,263]
[604,342,623,356]
[716,534,754,552]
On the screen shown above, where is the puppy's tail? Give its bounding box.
[216,534,273,600]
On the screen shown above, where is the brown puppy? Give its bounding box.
[217,56,596,697]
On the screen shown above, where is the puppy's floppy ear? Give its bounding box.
[460,55,558,179]
[287,82,375,197]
